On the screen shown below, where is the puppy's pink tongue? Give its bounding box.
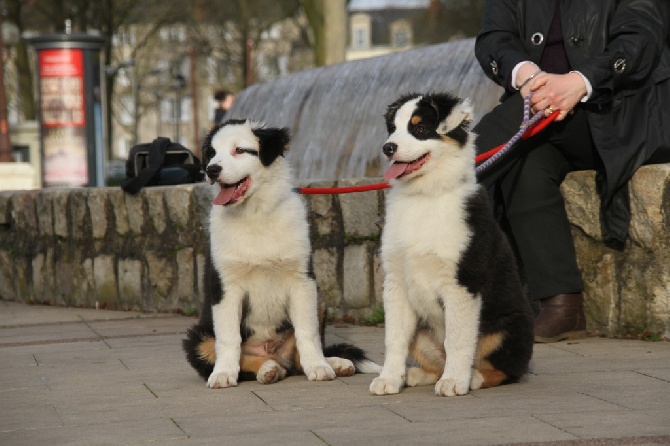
[384,161,409,180]
[213,184,236,206]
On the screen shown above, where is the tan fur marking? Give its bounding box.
[240,355,274,374]
[475,332,505,370]
[197,337,216,364]
[409,330,446,376]
[477,369,509,388]
[411,115,422,125]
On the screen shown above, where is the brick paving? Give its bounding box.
[1,300,669,445]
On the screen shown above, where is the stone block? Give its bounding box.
[124,191,144,234]
[108,188,130,236]
[69,189,89,240]
[93,255,117,308]
[299,180,339,237]
[76,258,95,308]
[35,191,54,236]
[338,179,381,239]
[52,189,70,238]
[176,247,195,309]
[164,185,193,229]
[562,171,599,240]
[31,253,45,303]
[192,183,213,232]
[10,190,37,233]
[0,191,11,225]
[565,165,670,338]
[628,164,670,249]
[146,251,176,310]
[118,258,144,310]
[313,247,342,309]
[145,188,166,234]
[195,253,206,310]
[88,188,108,239]
[343,244,371,310]
[0,250,13,300]
[54,260,76,306]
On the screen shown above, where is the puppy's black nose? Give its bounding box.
[206,164,222,179]
[382,142,397,158]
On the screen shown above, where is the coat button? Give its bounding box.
[490,60,499,75]
[531,32,544,45]
[613,58,627,74]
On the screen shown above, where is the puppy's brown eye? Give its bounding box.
[415,124,427,134]
[234,147,245,155]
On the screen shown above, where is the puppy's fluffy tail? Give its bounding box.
[323,343,382,374]
[182,324,216,380]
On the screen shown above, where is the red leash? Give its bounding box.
[297,109,559,195]
[475,110,559,164]
[297,182,390,194]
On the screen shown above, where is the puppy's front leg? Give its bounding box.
[208,286,244,389]
[370,277,417,395]
[289,279,335,381]
[435,288,481,396]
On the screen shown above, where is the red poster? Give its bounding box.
[38,49,88,186]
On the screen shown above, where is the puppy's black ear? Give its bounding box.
[430,94,473,146]
[253,126,291,166]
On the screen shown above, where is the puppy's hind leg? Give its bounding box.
[257,360,287,384]
[406,331,444,387]
[326,357,355,377]
[406,367,440,387]
[471,331,517,390]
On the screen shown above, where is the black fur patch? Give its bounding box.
[253,126,290,166]
[422,93,471,146]
[456,188,534,379]
[385,93,421,134]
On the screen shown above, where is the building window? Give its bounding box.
[161,96,191,123]
[391,20,413,48]
[351,13,371,49]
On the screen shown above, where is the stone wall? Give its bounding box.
[562,165,670,339]
[1,167,668,337]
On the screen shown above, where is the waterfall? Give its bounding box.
[226,38,503,181]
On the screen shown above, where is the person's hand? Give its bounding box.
[528,72,587,121]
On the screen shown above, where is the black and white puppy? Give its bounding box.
[370,93,534,397]
[183,119,379,388]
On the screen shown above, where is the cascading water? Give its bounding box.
[226,38,503,181]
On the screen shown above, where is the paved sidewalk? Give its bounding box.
[1,300,669,446]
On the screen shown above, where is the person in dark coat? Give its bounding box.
[473,0,670,343]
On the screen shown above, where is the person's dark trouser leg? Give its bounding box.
[499,145,588,342]
[498,143,583,301]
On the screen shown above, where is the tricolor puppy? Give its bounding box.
[183,119,379,388]
[370,93,534,397]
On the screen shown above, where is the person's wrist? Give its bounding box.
[517,69,543,91]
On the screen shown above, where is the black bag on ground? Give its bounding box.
[121,137,205,195]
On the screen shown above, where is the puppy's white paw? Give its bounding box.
[369,375,404,395]
[406,367,439,387]
[435,377,470,397]
[207,371,238,389]
[257,360,287,384]
[303,363,336,381]
[326,357,355,377]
